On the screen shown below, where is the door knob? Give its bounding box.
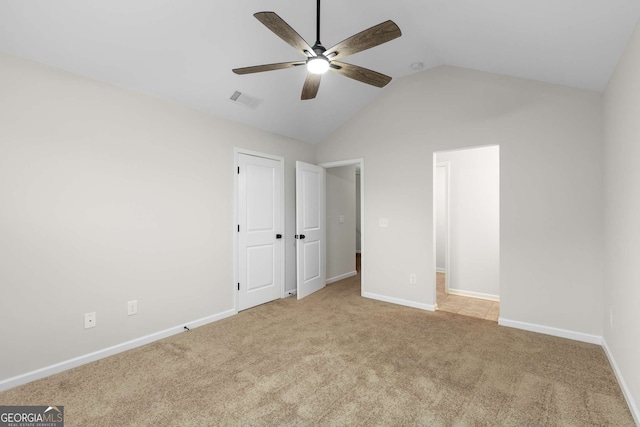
[276,234,282,239]
[295,234,306,239]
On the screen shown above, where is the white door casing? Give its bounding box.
[435,162,450,293]
[237,153,283,311]
[295,161,326,299]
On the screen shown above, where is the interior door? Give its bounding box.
[238,153,283,311]
[296,161,326,299]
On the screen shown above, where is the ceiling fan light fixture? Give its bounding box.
[307,56,330,74]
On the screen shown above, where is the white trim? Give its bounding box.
[0,309,236,392]
[233,148,287,310]
[319,158,364,169]
[602,338,640,425]
[326,271,357,284]
[438,161,451,294]
[498,318,602,345]
[448,289,499,301]
[433,159,452,302]
[363,291,436,312]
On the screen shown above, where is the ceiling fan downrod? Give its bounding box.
[311,0,326,56]
[315,0,321,46]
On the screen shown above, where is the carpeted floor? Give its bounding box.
[0,273,634,426]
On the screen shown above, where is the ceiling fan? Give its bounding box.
[232,0,402,100]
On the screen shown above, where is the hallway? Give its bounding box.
[436,272,499,321]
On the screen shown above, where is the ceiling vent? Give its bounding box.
[229,90,262,110]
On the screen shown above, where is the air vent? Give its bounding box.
[229,90,263,110]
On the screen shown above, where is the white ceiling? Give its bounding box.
[1,0,639,144]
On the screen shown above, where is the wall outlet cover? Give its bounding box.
[128,300,138,316]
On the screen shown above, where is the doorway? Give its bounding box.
[320,159,365,295]
[433,146,500,321]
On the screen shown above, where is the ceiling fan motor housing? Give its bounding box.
[312,43,326,56]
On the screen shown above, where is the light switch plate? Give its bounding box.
[84,312,96,329]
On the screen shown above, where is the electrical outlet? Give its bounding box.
[128,300,138,316]
[409,274,417,285]
[84,312,96,329]
[339,215,345,223]
[379,218,389,227]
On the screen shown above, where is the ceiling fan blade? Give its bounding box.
[233,61,305,75]
[329,61,392,88]
[324,20,401,60]
[301,73,322,100]
[254,12,315,57]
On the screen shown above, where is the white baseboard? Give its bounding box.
[489,319,637,422]
[0,308,236,392]
[448,289,500,302]
[435,268,446,273]
[498,318,602,345]
[326,271,357,284]
[362,291,436,312]
[356,250,361,254]
[285,289,297,296]
[602,338,640,425]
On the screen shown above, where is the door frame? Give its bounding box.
[233,148,286,313]
[319,158,365,295]
[434,160,451,302]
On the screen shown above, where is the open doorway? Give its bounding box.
[320,159,364,293]
[434,146,500,321]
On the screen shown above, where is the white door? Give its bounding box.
[238,153,283,311]
[296,161,326,299]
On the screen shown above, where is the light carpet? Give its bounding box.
[0,274,634,426]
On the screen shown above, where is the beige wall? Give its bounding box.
[317,66,604,335]
[603,19,640,422]
[0,52,315,382]
[326,165,356,281]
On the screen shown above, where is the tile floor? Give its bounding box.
[436,272,499,321]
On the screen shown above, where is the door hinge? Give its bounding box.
[237,282,240,291]
[237,224,240,232]
[237,166,240,174]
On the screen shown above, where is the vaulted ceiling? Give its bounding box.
[1,0,639,143]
